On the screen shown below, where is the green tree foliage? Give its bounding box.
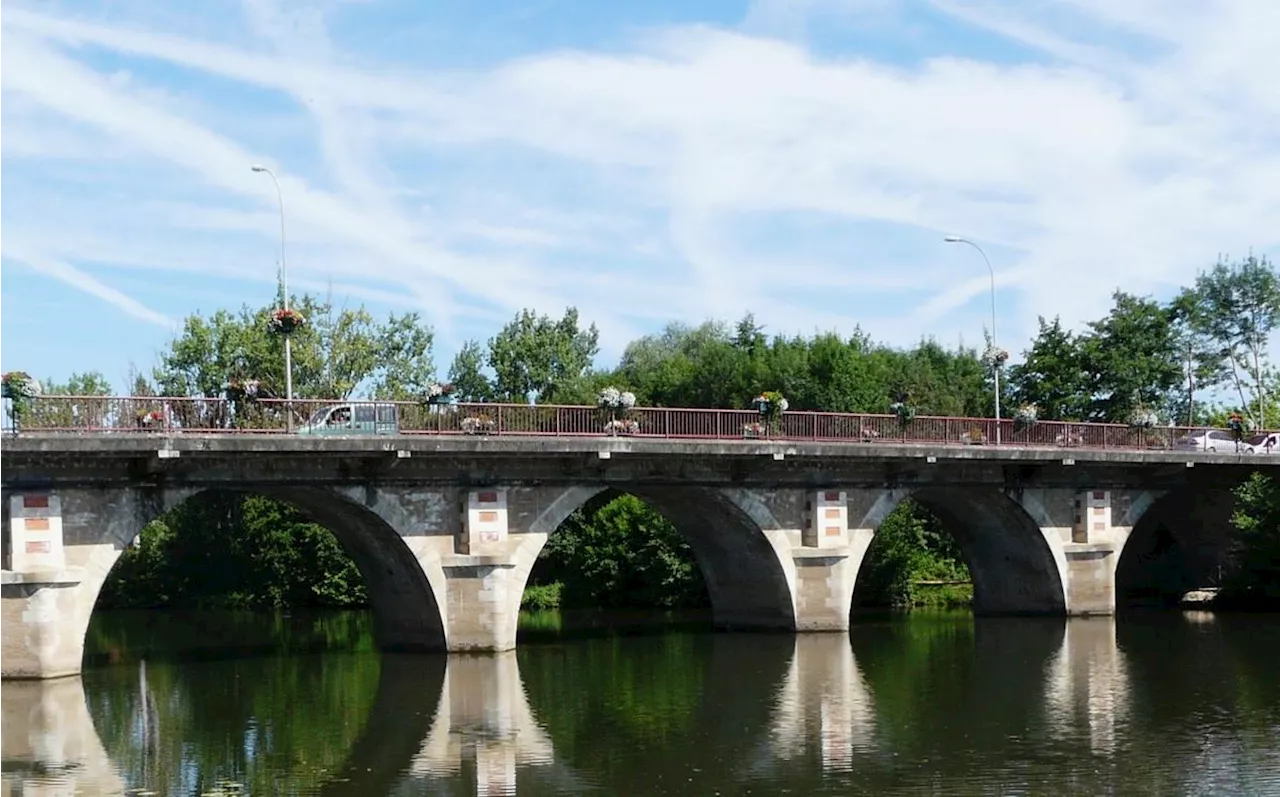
[447,339,495,402]
[854,500,971,609]
[529,492,708,610]
[1009,318,1090,421]
[1175,255,1280,427]
[487,307,600,403]
[99,493,366,610]
[1219,473,1280,608]
[153,295,435,400]
[1080,291,1184,423]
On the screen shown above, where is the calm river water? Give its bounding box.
[3,610,1279,796]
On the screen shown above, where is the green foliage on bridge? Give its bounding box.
[70,253,1280,612]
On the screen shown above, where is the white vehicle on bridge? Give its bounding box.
[1173,429,1237,452]
[1242,433,1279,455]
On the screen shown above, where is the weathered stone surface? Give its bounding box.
[1,433,1257,677]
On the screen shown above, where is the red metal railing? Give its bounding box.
[3,395,1269,452]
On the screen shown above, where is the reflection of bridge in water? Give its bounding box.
[1,620,1141,794]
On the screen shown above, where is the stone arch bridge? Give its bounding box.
[0,434,1262,678]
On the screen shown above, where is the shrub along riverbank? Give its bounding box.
[66,254,1280,612]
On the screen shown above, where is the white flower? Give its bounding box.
[777,398,789,412]
[620,391,636,409]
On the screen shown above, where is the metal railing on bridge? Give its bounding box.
[3,395,1270,453]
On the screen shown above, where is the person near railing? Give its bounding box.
[1227,411,1245,452]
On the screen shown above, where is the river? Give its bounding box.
[3,610,1279,796]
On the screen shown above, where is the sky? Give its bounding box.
[2,0,1278,393]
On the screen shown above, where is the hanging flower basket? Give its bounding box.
[751,391,789,419]
[604,418,639,436]
[460,415,496,435]
[224,379,264,403]
[424,382,456,406]
[136,409,166,429]
[1128,407,1159,429]
[266,308,306,336]
[1014,403,1038,432]
[982,346,1010,370]
[890,401,916,426]
[2,371,41,401]
[597,387,637,412]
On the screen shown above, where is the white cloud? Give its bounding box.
[2,0,1277,375]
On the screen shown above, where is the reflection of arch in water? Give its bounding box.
[765,634,877,773]
[1043,619,1131,755]
[339,652,589,796]
[518,633,795,791]
[1,677,127,796]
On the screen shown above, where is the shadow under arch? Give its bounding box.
[1115,487,1236,608]
[520,485,797,631]
[92,486,446,656]
[855,486,1067,615]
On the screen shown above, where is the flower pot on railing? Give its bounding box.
[604,418,639,436]
[597,387,637,425]
[224,378,264,404]
[1054,427,1084,448]
[460,415,496,435]
[423,382,457,413]
[136,409,167,430]
[0,370,40,422]
[266,308,306,337]
[961,425,988,445]
[861,426,880,443]
[743,422,768,439]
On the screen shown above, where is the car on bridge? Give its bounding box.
[1173,429,1237,452]
[297,402,400,435]
[1242,433,1279,455]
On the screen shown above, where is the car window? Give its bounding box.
[377,404,397,423]
[1210,431,1231,440]
[354,405,375,423]
[1245,435,1268,445]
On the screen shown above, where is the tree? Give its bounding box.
[1079,292,1183,423]
[1008,317,1090,421]
[487,307,600,403]
[154,295,436,400]
[447,340,495,402]
[1176,255,1280,427]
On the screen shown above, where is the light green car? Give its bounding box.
[296,402,400,435]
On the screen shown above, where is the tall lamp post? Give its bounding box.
[251,165,294,423]
[944,236,1001,444]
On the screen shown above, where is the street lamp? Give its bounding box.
[251,165,293,415]
[944,236,1001,444]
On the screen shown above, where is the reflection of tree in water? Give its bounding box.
[86,641,382,795]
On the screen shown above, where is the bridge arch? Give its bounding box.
[852,486,1068,615]
[1115,487,1237,607]
[514,484,797,633]
[81,485,446,658]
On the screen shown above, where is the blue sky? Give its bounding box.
[3,0,1278,393]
